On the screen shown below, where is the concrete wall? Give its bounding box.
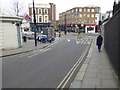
[0,15,22,50]
[104,9,119,78]
[2,22,18,49]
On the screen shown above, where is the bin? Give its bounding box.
[23,36,27,42]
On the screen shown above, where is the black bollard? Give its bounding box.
[23,36,27,42]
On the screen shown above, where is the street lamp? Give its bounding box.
[64,12,67,35]
[33,0,37,46]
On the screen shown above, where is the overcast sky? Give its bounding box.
[1,0,115,19]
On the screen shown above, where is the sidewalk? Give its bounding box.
[0,37,60,57]
[70,36,118,88]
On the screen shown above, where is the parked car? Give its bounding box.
[37,35,54,43]
[23,31,34,39]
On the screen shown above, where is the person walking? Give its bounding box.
[58,31,61,38]
[96,35,103,52]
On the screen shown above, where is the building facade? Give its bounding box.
[58,6,101,33]
[0,15,22,50]
[28,3,56,24]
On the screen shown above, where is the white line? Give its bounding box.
[76,40,80,44]
[81,40,84,43]
[43,48,52,52]
[27,48,52,58]
[19,53,33,57]
[83,41,86,44]
[87,41,90,44]
[27,53,39,58]
[67,39,70,42]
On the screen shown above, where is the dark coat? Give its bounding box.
[96,35,103,46]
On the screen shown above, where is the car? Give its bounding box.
[37,35,47,43]
[23,31,34,39]
[37,35,54,43]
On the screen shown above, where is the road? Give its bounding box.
[2,33,92,88]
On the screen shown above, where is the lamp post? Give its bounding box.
[64,12,67,35]
[33,0,37,46]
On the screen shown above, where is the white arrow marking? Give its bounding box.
[68,39,70,42]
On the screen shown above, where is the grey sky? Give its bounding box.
[1,0,115,19]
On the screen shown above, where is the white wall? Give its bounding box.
[0,20,3,50]
[2,22,18,49]
[0,15,22,50]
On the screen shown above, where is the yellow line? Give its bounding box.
[56,46,89,89]
[61,46,89,88]
[56,58,79,89]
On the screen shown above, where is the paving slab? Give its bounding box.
[70,35,118,89]
[70,80,81,88]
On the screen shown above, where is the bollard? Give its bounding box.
[23,36,27,42]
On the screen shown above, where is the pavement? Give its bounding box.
[1,33,119,89]
[0,37,60,57]
[70,35,118,88]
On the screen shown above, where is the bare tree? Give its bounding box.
[1,9,13,16]
[11,0,27,16]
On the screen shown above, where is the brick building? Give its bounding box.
[58,6,101,33]
[28,3,56,24]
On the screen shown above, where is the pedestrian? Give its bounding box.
[58,31,61,37]
[96,34,103,52]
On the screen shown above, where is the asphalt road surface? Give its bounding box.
[2,34,92,88]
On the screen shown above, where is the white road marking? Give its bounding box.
[27,48,52,58]
[67,39,70,42]
[87,42,90,44]
[19,52,34,57]
[43,48,52,52]
[81,40,84,43]
[27,53,39,58]
[76,40,80,44]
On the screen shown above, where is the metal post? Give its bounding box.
[33,0,37,46]
[64,12,67,35]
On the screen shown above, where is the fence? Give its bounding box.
[104,9,120,81]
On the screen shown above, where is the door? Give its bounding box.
[17,26,21,48]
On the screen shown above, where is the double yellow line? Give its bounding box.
[56,46,89,90]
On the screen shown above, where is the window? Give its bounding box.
[79,14,82,17]
[44,8,48,14]
[79,8,82,12]
[38,8,42,14]
[92,14,94,17]
[76,8,78,12]
[92,9,95,12]
[84,14,86,18]
[102,16,104,20]
[84,8,86,12]
[39,16,42,22]
[87,14,90,18]
[35,8,37,14]
[88,9,90,12]
[45,16,47,22]
[32,8,36,14]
